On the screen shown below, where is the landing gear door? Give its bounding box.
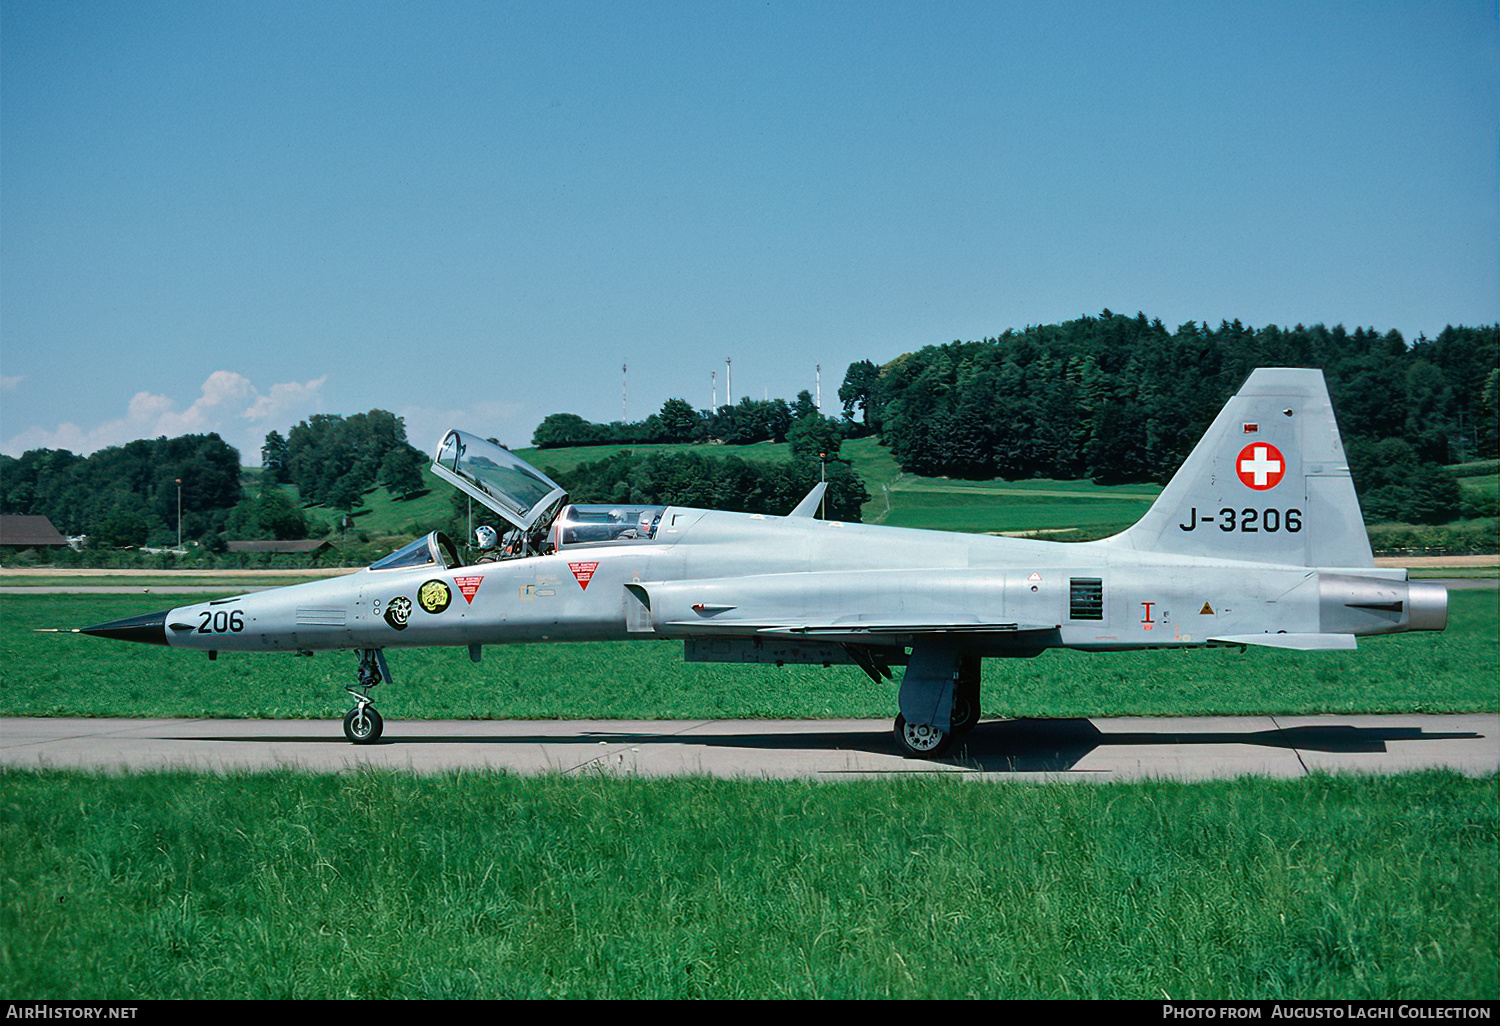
[430,430,570,534]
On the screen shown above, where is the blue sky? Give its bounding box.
[3,0,1496,464]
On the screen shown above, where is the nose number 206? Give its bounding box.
[198,609,246,634]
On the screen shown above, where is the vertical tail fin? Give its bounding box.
[1115,368,1372,567]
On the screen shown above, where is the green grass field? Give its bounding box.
[516,435,1162,535]
[874,477,1159,535]
[1460,474,1498,514]
[275,478,454,541]
[7,448,1495,1000]
[2,769,1493,999]
[3,588,1495,1001]
[3,589,1494,722]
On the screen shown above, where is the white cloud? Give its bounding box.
[244,376,328,424]
[399,399,528,455]
[1,371,328,461]
[0,376,22,391]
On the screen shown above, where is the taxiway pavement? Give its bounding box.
[1,714,1493,781]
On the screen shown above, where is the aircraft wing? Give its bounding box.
[658,616,1059,638]
[625,579,1057,642]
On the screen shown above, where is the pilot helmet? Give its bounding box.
[475,525,498,549]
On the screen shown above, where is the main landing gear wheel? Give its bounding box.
[343,704,384,744]
[949,690,981,735]
[894,713,952,759]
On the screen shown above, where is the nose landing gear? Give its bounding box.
[343,648,391,744]
[343,704,384,744]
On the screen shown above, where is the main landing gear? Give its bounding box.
[892,655,981,760]
[894,713,951,758]
[343,648,390,744]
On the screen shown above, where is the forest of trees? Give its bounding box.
[544,446,869,524]
[836,315,1496,523]
[0,434,242,547]
[527,391,864,519]
[525,315,1494,527]
[1,409,429,549]
[3,313,1494,551]
[532,391,834,449]
[269,409,428,511]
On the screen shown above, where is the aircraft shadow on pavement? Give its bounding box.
[184,718,1484,773]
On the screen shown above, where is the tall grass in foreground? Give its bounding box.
[2,769,1494,999]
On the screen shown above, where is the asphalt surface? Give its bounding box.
[1,714,1493,780]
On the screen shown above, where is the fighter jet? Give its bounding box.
[81,368,1448,758]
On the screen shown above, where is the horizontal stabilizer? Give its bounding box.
[1209,633,1357,651]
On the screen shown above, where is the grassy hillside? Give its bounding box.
[516,435,1158,537]
[257,436,1496,557]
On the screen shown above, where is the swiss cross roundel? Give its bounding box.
[1236,442,1286,490]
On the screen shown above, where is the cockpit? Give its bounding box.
[432,429,568,534]
[366,430,668,571]
[553,504,665,546]
[368,530,462,572]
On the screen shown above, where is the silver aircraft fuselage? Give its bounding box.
[150,510,1443,658]
[82,368,1449,755]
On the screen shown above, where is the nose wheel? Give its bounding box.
[343,648,391,745]
[343,704,384,744]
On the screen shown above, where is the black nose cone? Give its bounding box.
[80,610,170,646]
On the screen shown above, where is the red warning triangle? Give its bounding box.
[454,576,483,604]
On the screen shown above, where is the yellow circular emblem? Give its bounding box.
[418,579,452,614]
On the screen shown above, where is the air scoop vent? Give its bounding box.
[297,608,347,626]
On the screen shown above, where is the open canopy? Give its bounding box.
[430,430,569,534]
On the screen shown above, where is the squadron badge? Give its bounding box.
[418,579,452,614]
[383,596,412,630]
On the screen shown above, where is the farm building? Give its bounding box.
[0,515,68,551]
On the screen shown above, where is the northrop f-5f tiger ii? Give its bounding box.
[81,368,1448,758]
